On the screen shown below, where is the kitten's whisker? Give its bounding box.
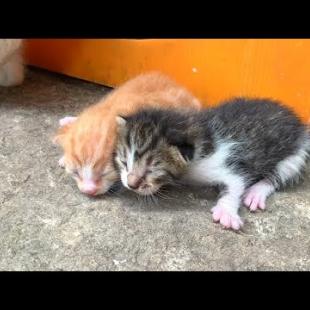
[134,193,142,206]
[156,190,175,201]
[143,195,148,206]
[171,182,187,189]
[151,193,159,206]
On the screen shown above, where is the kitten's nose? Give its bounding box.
[127,173,143,190]
[83,188,97,196]
[81,182,98,196]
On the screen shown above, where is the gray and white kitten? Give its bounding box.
[115,98,310,230]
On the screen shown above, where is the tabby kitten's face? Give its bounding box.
[115,115,189,196]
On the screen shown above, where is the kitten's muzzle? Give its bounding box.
[81,187,98,196]
[127,173,144,190]
[79,180,99,196]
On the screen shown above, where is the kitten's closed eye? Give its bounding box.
[175,143,194,161]
[72,169,80,177]
[102,170,113,177]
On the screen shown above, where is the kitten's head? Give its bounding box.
[53,114,119,196]
[115,109,194,196]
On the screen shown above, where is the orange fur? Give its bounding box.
[54,71,202,195]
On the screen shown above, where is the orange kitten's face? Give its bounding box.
[54,115,119,196]
[64,157,118,196]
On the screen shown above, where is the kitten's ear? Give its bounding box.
[59,116,77,127]
[116,116,127,127]
[167,129,194,161]
[176,143,195,161]
[53,116,76,146]
[52,125,70,146]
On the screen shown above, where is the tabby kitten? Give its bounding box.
[115,98,310,230]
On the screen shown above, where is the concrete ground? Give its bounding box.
[0,67,310,271]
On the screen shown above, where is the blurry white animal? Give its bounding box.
[0,39,24,86]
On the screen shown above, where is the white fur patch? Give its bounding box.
[81,165,94,181]
[78,165,98,194]
[58,156,65,168]
[59,116,77,127]
[186,141,246,221]
[127,147,135,172]
[187,141,239,184]
[120,169,129,189]
[119,146,135,189]
[276,140,310,185]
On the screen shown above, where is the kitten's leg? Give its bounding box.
[58,156,65,168]
[59,116,77,127]
[0,51,24,87]
[244,142,309,211]
[243,179,275,211]
[211,176,245,230]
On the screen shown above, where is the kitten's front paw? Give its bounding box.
[58,156,65,168]
[211,204,243,230]
[59,116,77,127]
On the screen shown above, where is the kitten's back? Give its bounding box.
[96,71,202,114]
[201,97,306,148]
[196,97,310,183]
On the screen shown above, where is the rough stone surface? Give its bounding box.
[0,67,310,271]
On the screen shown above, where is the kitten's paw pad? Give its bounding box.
[59,116,77,127]
[243,190,266,212]
[58,156,65,168]
[211,205,243,230]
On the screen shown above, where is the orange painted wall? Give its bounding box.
[25,39,310,121]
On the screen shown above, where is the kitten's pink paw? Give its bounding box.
[243,191,266,211]
[58,156,65,168]
[211,205,243,230]
[59,116,77,127]
[243,180,274,212]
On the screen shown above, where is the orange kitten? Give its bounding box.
[53,72,202,196]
